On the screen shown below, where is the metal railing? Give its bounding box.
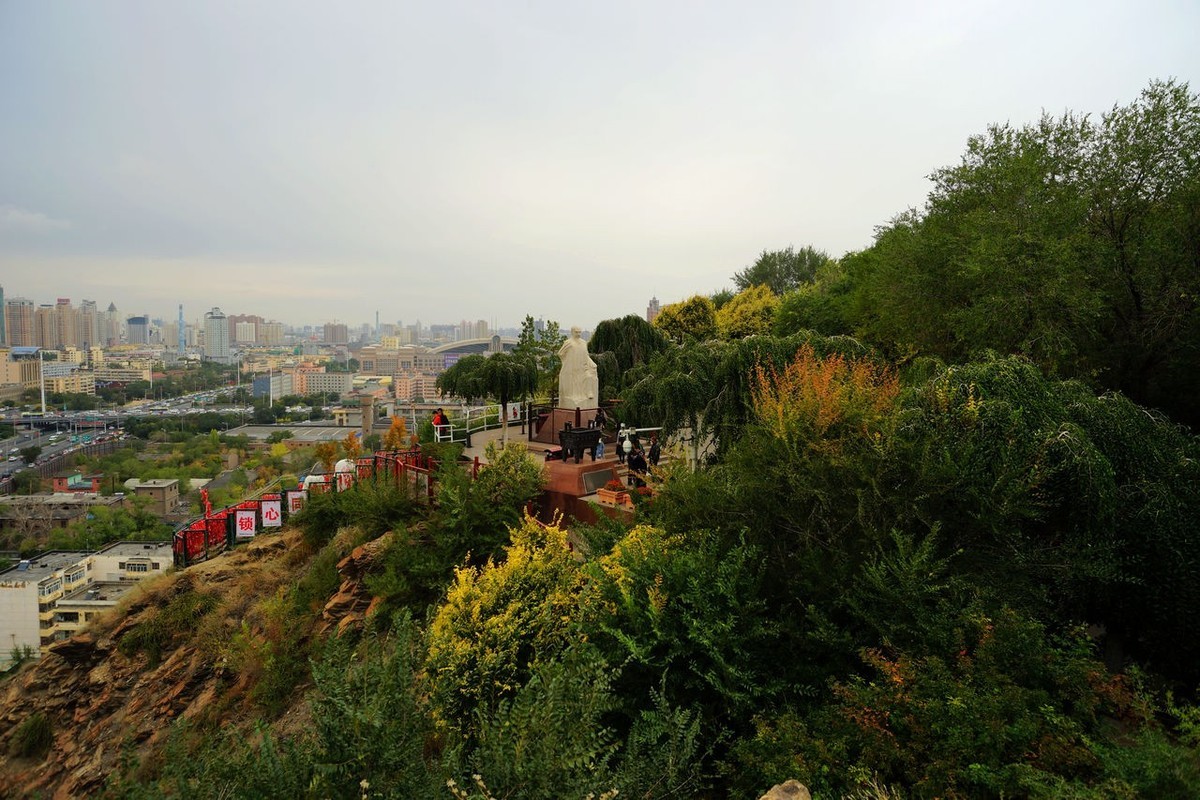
[436,402,527,446]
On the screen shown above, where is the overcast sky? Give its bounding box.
[2,1,1197,332]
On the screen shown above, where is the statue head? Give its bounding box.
[570,326,582,338]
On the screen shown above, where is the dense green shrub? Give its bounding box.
[305,614,437,798]
[579,525,778,730]
[446,646,619,800]
[293,477,418,549]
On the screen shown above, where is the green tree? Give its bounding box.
[588,314,669,399]
[476,353,538,444]
[773,258,855,337]
[652,295,718,344]
[436,354,488,403]
[847,79,1200,425]
[512,315,566,402]
[733,246,830,295]
[11,469,42,494]
[710,287,736,309]
[716,284,780,339]
[19,446,41,464]
[537,320,567,400]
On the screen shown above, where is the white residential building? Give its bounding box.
[0,541,172,667]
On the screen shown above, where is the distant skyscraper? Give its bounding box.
[0,285,5,346]
[35,304,56,348]
[103,302,121,345]
[5,297,35,346]
[646,296,660,324]
[127,315,151,345]
[258,321,284,346]
[323,322,349,345]
[178,304,186,354]
[204,307,231,362]
[55,298,79,349]
[79,300,99,349]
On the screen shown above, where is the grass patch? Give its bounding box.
[8,712,53,759]
[118,590,220,666]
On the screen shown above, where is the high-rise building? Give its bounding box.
[323,322,349,345]
[55,298,79,349]
[0,285,5,346]
[4,297,35,346]
[104,302,122,345]
[79,300,99,349]
[35,304,56,348]
[646,296,660,324]
[227,313,264,342]
[458,319,489,340]
[127,316,151,345]
[204,308,231,363]
[234,321,256,344]
[258,321,284,346]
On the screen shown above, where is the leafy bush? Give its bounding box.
[294,478,418,549]
[579,526,777,731]
[305,613,437,798]
[104,720,313,800]
[447,646,619,800]
[814,609,1161,797]
[425,517,582,732]
[432,441,546,564]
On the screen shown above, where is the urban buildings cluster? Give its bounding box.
[1,284,646,408]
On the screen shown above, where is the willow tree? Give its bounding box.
[436,354,487,403]
[485,354,538,443]
[588,314,669,399]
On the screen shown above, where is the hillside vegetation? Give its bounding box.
[3,80,1200,799]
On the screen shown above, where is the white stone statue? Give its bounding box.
[557,326,599,409]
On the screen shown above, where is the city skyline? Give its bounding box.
[2,2,1198,328]
[0,286,532,341]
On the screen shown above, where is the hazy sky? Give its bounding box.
[2,1,1198,332]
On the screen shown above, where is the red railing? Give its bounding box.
[172,449,481,567]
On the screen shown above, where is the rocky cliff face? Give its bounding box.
[0,528,353,799]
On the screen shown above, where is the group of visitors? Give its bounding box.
[615,424,660,486]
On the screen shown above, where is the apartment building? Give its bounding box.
[0,541,172,667]
[303,372,352,397]
[127,479,180,516]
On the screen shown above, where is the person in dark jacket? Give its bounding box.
[627,447,648,487]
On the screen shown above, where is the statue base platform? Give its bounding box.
[531,407,603,444]
[535,454,628,525]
